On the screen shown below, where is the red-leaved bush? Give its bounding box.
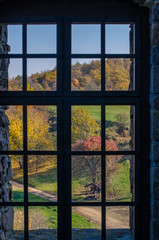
[72,135,119,152]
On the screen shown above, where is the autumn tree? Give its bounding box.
[7,106,55,171]
[27,106,56,171]
[71,107,100,144]
[72,136,121,189]
[6,106,23,169]
[9,75,23,91]
[106,58,131,90]
[7,106,23,151]
[71,60,101,90]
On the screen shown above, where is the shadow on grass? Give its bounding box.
[14,167,57,194]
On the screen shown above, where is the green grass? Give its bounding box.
[72,211,100,229]
[13,156,131,203]
[28,167,57,194]
[106,105,130,122]
[13,165,57,195]
[72,105,101,121]
[72,105,130,122]
[29,206,58,229]
[72,177,89,202]
[13,189,49,202]
[106,159,132,202]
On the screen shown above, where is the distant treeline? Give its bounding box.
[9,59,131,91]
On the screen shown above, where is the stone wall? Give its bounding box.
[7,229,131,240]
[0,25,13,240]
[133,1,159,239]
[150,5,159,240]
[0,25,9,90]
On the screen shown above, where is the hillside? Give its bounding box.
[9,59,131,91]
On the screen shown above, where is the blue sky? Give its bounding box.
[7,24,131,79]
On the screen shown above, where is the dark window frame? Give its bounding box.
[0,11,150,240]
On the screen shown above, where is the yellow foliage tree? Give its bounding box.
[27,106,54,151]
[7,106,56,171]
[71,107,100,143]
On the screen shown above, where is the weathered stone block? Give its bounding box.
[151,66,159,93]
[151,143,159,165]
[151,46,159,65]
[151,110,159,141]
[151,95,159,109]
[150,218,159,240]
[0,230,5,240]
[151,167,159,200]
[151,23,159,45]
[152,6,159,21]
[151,202,159,218]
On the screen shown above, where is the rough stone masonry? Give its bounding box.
[0,25,13,240]
[133,0,159,239]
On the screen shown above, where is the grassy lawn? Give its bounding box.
[106,158,132,202]
[13,157,131,203]
[106,105,130,122]
[72,105,101,121]
[72,105,130,122]
[28,167,57,194]
[12,156,57,195]
[72,157,131,202]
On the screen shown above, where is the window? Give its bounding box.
[0,15,149,240]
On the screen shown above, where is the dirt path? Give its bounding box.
[73,206,129,229]
[12,181,129,229]
[12,180,57,202]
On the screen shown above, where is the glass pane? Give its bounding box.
[27,106,57,151]
[72,155,101,202]
[9,58,23,91]
[27,24,57,53]
[105,105,135,151]
[106,155,135,202]
[8,25,22,54]
[72,24,101,54]
[5,106,23,151]
[0,24,22,54]
[5,207,24,239]
[105,58,135,91]
[105,24,134,54]
[72,207,101,240]
[29,206,57,238]
[28,155,57,202]
[106,206,134,239]
[71,59,101,91]
[71,106,101,151]
[27,58,57,91]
